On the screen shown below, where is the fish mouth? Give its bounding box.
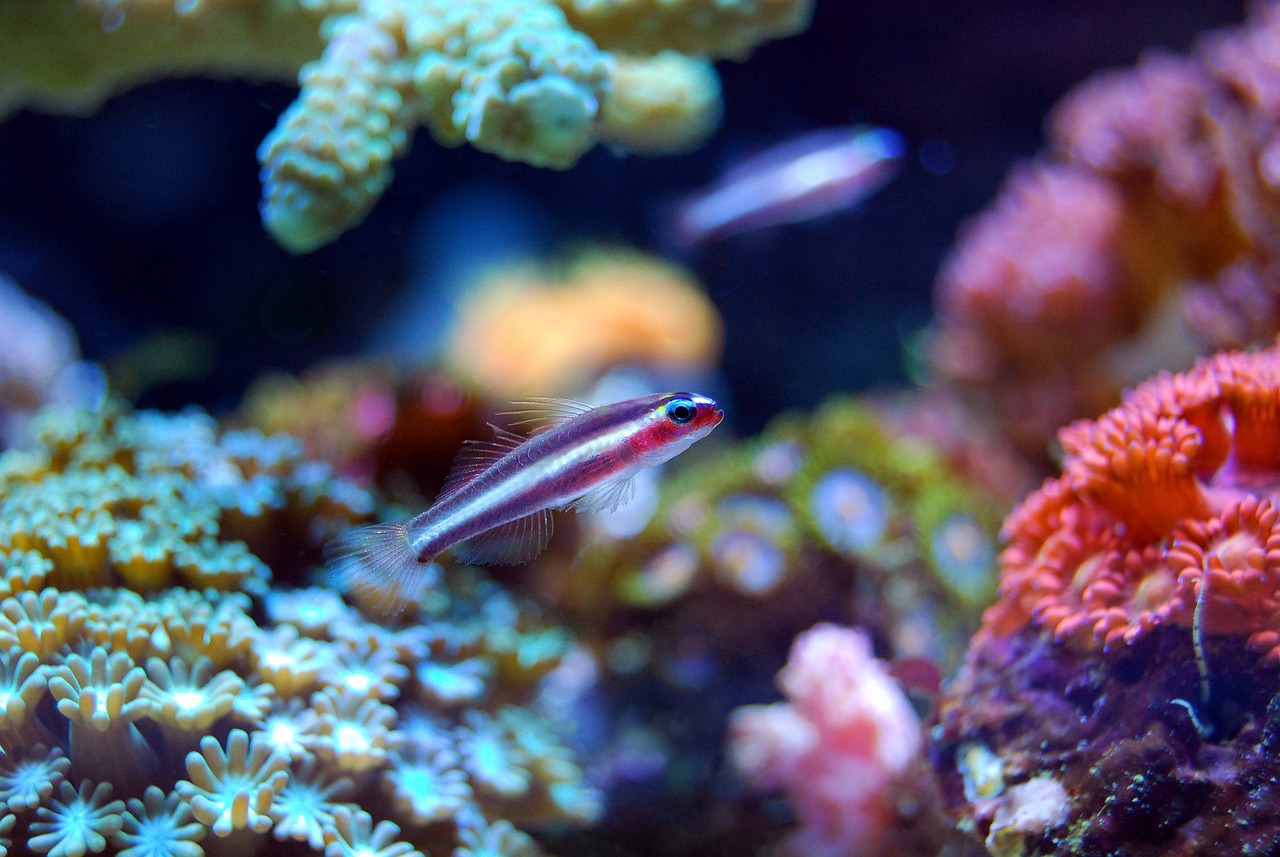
[709,407,725,427]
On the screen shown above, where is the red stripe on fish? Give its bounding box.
[326,392,723,612]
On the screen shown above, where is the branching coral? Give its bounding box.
[2,0,812,252]
[933,339,1280,856]
[927,3,1280,462]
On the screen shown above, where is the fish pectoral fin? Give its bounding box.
[453,508,555,566]
[325,520,432,615]
[560,475,636,514]
[499,397,595,435]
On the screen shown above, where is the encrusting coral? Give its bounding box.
[927,2,1280,463]
[933,339,1280,856]
[1,0,812,253]
[0,400,600,856]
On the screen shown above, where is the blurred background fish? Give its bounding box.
[671,124,905,246]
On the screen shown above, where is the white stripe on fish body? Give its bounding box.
[325,392,723,616]
[673,125,904,245]
[408,416,648,555]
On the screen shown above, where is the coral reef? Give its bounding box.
[927,2,1280,462]
[552,395,1003,669]
[729,623,972,857]
[0,400,599,856]
[519,395,1002,853]
[444,249,724,399]
[1,0,812,252]
[933,340,1280,856]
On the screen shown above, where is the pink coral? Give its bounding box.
[728,623,921,857]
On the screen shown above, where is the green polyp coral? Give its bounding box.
[1,0,813,253]
[0,404,369,596]
[0,400,600,856]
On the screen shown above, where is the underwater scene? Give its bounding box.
[5,1,1280,855]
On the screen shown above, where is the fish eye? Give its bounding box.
[666,398,696,425]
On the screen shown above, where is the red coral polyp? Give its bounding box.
[989,342,1280,654]
[1064,409,1209,541]
[1166,497,1280,634]
[1214,351,1280,484]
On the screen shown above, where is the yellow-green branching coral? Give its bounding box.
[553,0,811,58]
[2,0,812,252]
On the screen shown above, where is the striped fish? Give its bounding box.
[672,125,904,245]
[326,392,723,610]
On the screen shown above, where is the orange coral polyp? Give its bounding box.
[989,343,1280,654]
[1220,375,1280,482]
[1165,497,1280,634]
[1065,410,1210,541]
[1000,503,1122,645]
[1118,366,1229,479]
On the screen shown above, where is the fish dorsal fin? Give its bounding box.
[499,397,595,435]
[560,474,636,514]
[452,508,554,566]
[436,423,527,502]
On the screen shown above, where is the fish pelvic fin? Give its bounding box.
[560,474,636,513]
[325,521,431,616]
[453,508,554,566]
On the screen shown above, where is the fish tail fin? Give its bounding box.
[325,521,432,617]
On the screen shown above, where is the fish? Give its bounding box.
[671,124,905,245]
[326,392,724,611]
